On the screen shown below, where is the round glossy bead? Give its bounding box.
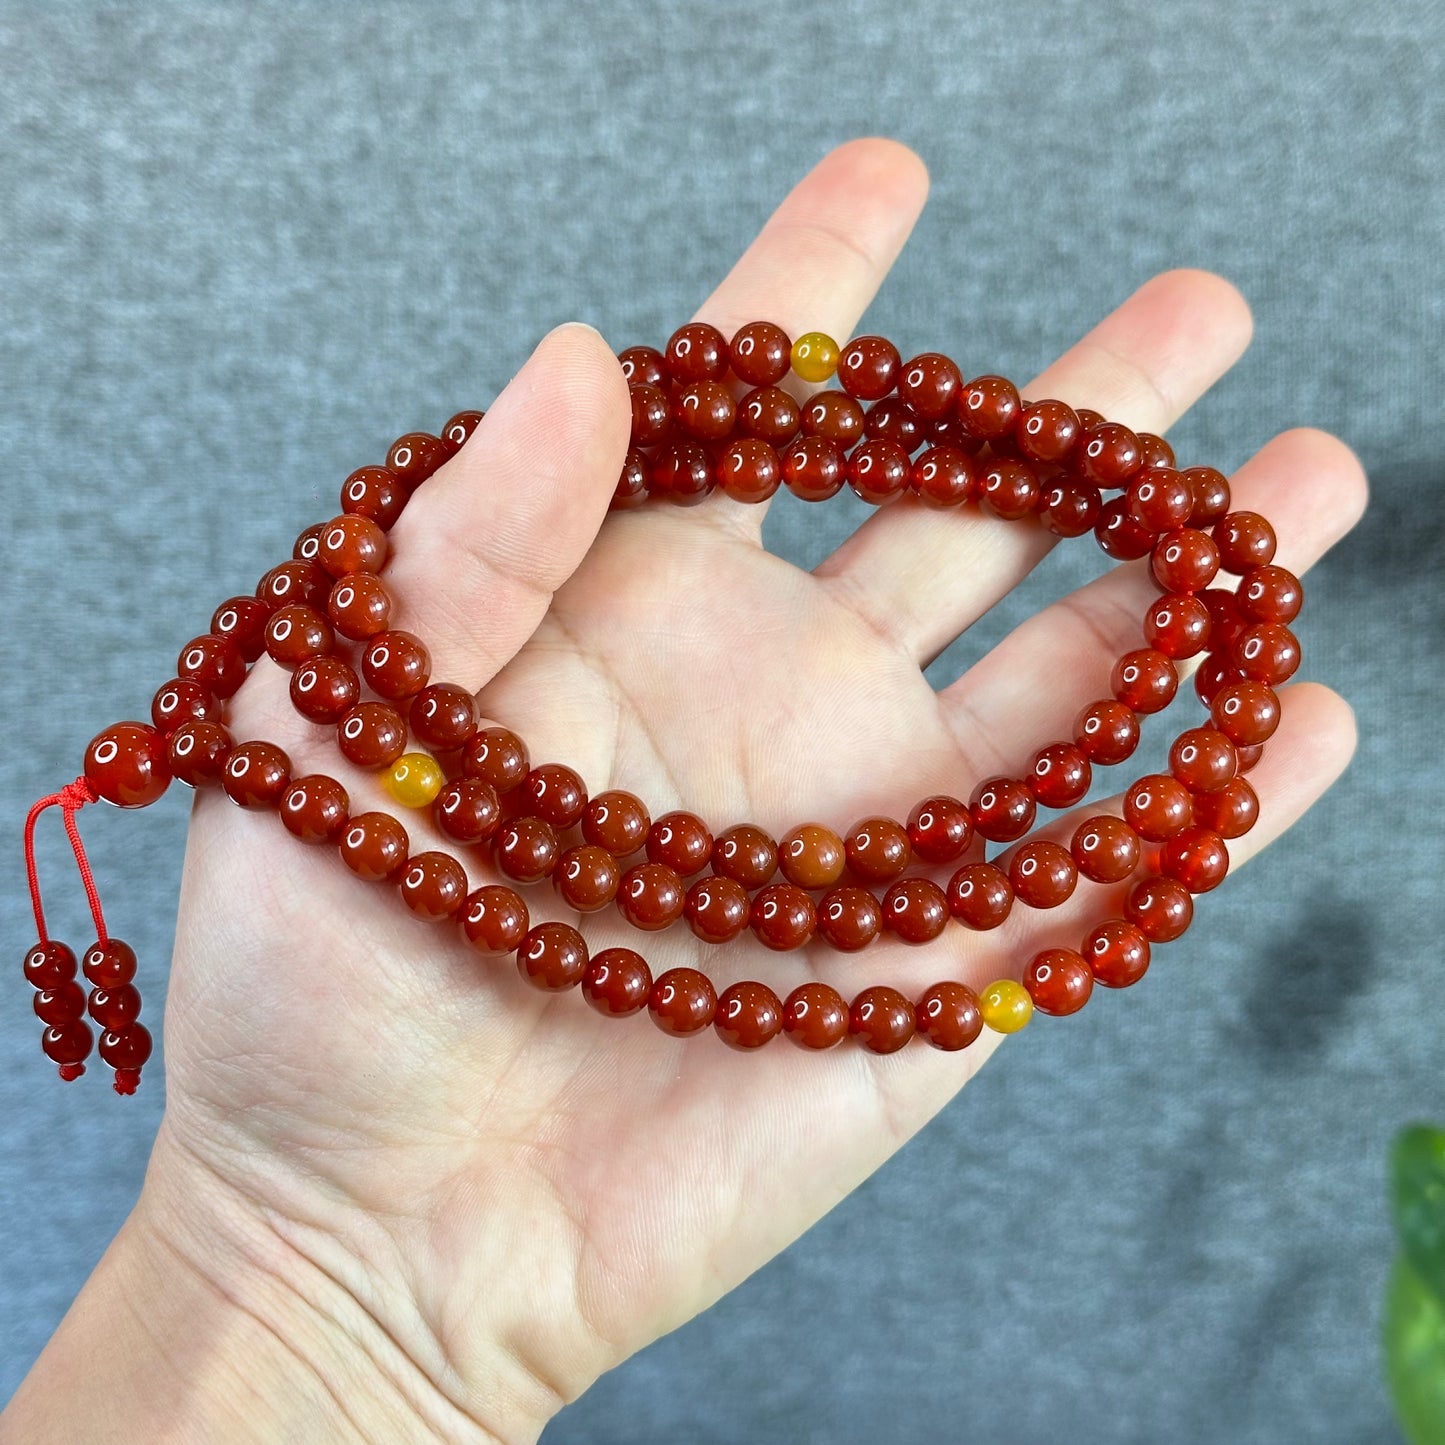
[618,346,667,388]
[362,631,431,701]
[517,922,588,991]
[1232,623,1301,685]
[280,774,350,845]
[85,983,140,1030]
[1111,649,1179,714]
[1095,498,1158,561]
[399,851,469,922]
[1211,681,1282,746]
[782,982,849,1050]
[978,459,1041,520]
[1170,727,1238,793]
[340,465,407,531]
[815,886,882,952]
[1183,466,1232,527]
[717,437,782,503]
[1070,815,1141,883]
[790,331,840,383]
[98,1021,152,1075]
[1151,528,1220,594]
[1192,777,1260,839]
[969,777,1036,843]
[898,353,962,419]
[461,885,528,954]
[1200,587,1248,654]
[881,877,950,944]
[906,795,973,864]
[318,515,388,578]
[176,634,246,699]
[1040,477,1103,537]
[1126,876,1194,941]
[800,390,865,444]
[84,722,171,808]
[847,437,912,504]
[980,980,1033,1034]
[337,702,408,770]
[257,559,328,611]
[683,875,751,944]
[1127,470,1194,531]
[516,763,585,830]
[863,398,923,451]
[675,380,737,441]
[222,741,291,810]
[290,655,361,724]
[715,981,784,1050]
[629,383,671,447]
[1084,920,1152,988]
[339,811,409,883]
[844,816,911,884]
[264,605,334,670]
[947,863,1014,930]
[911,444,975,507]
[42,1020,93,1067]
[581,947,652,1016]
[1144,594,1213,659]
[494,816,559,884]
[210,596,271,663]
[151,678,222,735]
[1024,949,1094,1016]
[616,862,684,930]
[712,824,778,889]
[81,939,135,989]
[1160,827,1230,893]
[386,433,448,491]
[1016,398,1080,464]
[430,780,500,847]
[750,883,816,951]
[728,321,791,386]
[551,845,620,912]
[915,981,984,1051]
[1079,422,1142,486]
[1194,654,1245,709]
[778,823,846,890]
[1137,433,1175,470]
[1027,743,1092,810]
[1009,841,1077,909]
[327,574,393,640]
[581,790,650,856]
[24,941,77,990]
[612,450,649,509]
[837,335,901,400]
[958,374,1021,440]
[1237,565,1303,624]
[850,986,916,1054]
[440,409,485,454]
[649,967,717,1036]
[463,727,530,793]
[1073,699,1140,765]
[34,980,87,1025]
[1214,511,1277,573]
[737,386,801,445]
[782,436,846,501]
[665,322,727,384]
[646,811,713,877]
[1124,774,1195,841]
[384,752,445,809]
[410,684,479,752]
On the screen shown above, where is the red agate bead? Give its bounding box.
[362,631,431,701]
[911,445,974,507]
[399,851,469,922]
[815,886,882,951]
[327,574,393,640]
[339,811,409,883]
[665,322,727,383]
[464,727,530,792]
[711,824,778,889]
[318,515,388,577]
[24,941,77,990]
[386,433,449,490]
[340,466,407,531]
[947,863,1013,930]
[1009,841,1078,908]
[1070,816,1141,883]
[517,922,588,991]
[210,596,271,662]
[495,816,559,883]
[221,741,291,810]
[751,883,816,950]
[1159,828,1230,893]
[915,981,984,1051]
[1083,920,1151,988]
[168,720,232,787]
[683,875,750,943]
[718,437,782,503]
[647,811,713,877]
[176,634,246,699]
[617,862,685,930]
[618,346,667,388]
[34,980,87,1025]
[1237,565,1303,624]
[1183,467,1232,527]
[1211,681,1282,746]
[778,823,846,890]
[1015,398,1080,464]
[850,986,916,1054]
[84,722,171,808]
[582,790,651,856]
[264,604,334,670]
[151,679,221,735]
[279,774,350,845]
[838,335,902,400]
[881,877,950,943]
[337,702,407,770]
[715,981,784,1050]
[783,436,846,501]
[969,777,1036,843]
[435,779,502,845]
[582,947,652,1016]
[1169,727,1238,793]
[958,374,1020,439]
[461,885,528,954]
[522,763,587,830]
[1023,949,1093,1016]
[411,684,479,751]
[844,816,911,884]
[1074,699,1140,765]
[1192,777,1259,839]
[1078,422,1142,486]
[649,967,717,1035]
[86,983,141,1031]
[1214,511,1277,573]
[1027,743,1092,809]
[1124,775,1194,841]
[1151,528,1220,594]
[782,982,849,1050]
[1125,876,1194,942]
[1232,623,1301,685]
[729,321,791,386]
[899,353,962,419]
[82,939,136,989]
[1127,470,1193,531]
[907,795,973,863]
[290,656,361,724]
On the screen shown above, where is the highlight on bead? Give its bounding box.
[385,752,446,808]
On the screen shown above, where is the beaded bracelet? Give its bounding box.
[20,321,1300,1093]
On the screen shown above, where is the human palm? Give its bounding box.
[146,139,1363,1443]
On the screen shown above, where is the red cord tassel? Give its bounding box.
[24,776,107,946]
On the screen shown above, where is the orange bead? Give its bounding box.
[317,514,388,577]
[715,981,783,1051]
[778,823,846,889]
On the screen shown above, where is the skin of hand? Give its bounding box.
[2,138,1364,1445]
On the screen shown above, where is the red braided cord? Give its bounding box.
[23,777,106,945]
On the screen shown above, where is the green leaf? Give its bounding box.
[1387,1257,1445,1445]
[1394,1126,1445,1307]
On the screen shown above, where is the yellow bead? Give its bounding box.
[791,331,840,384]
[385,752,445,808]
[979,979,1033,1034]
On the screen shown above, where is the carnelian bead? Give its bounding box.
[1124,774,1194,841]
[958,374,1021,440]
[783,436,846,501]
[1084,919,1152,988]
[222,741,290,810]
[257,559,328,611]
[1070,815,1141,883]
[978,458,1041,520]
[649,967,717,1036]
[1016,398,1080,465]
[907,795,973,864]
[617,862,684,930]
[411,684,479,752]
[386,432,448,491]
[1214,511,1277,573]
[1024,949,1093,1016]
[1079,422,1142,486]
[1237,743,1266,773]
[629,383,672,447]
[1183,466,1232,528]
[327,574,393,640]
[81,939,136,989]
[1144,594,1213,659]
[911,445,975,507]
[1127,469,1193,531]
[650,442,713,505]
[801,390,865,444]
[519,763,586,830]
[1194,654,1245,709]
[85,983,140,1030]
[1211,681,1282,746]
[782,982,849,1050]
[318,515,388,578]
[815,886,882,951]
[618,345,667,388]
[1237,565,1303,624]
[280,774,350,845]
[837,335,901,400]
[666,322,728,383]
[683,875,751,943]
[712,824,779,889]
[1040,477,1103,537]
[1233,623,1301,685]
[850,986,916,1054]
[676,380,736,441]
[463,727,530,793]
[24,941,77,990]
[979,980,1033,1033]
[552,845,621,912]
[494,816,559,884]
[339,811,409,883]
[1200,587,1248,654]
[291,655,361,724]
[265,604,334,671]
[969,777,1036,843]
[435,778,502,845]
[340,466,407,532]
[914,980,984,1051]
[399,851,468,922]
[737,385,801,445]
[715,981,783,1050]
[461,885,528,954]
[581,790,650,856]
[1169,726,1238,793]
[947,863,1013,930]
[1074,699,1141,765]
[581,947,652,1016]
[176,634,246,699]
[881,877,949,943]
[1095,498,1158,561]
[151,678,222,736]
[612,450,649,509]
[34,980,86,1025]
[899,353,962,420]
[864,397,923,451]
[1126,876,1194,941]
[384,752,445,809]
[1160,827,1230,893]
[848,437,912,505]
[85,722,171,807]
[751,883,816,950]
[98,1021,151,1074]
[440,409,484,454]
[363,631,431,700]
[1111,649,1179,714]
[791,331,840,383]
[337,702,407,770]
[844,816,911,884]
[42,1020,93,1067]
[1151,528,1220,594]
[1009,841,1077,909]
[210,595,271,663]
[1137,433,1176,470]
[717,437,782,503]
[293,523,325,563]
[1191,777,1259,839]
[778,823,846,890]
[728,321,791,386]
[1027,742,1092,809]
[517,922,588,991]
[647,811,713,877]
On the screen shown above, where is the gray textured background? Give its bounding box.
[2,3,1442,1442]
